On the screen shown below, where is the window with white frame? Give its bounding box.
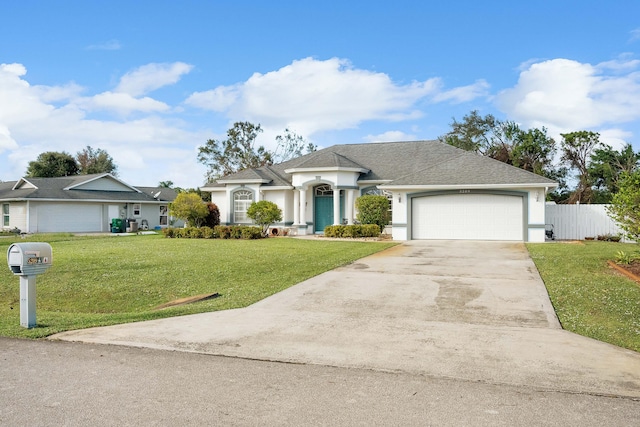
[233,190,253,223]
[2,203,9,227]
[132,203,141,216]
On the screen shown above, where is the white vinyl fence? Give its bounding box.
[545,204,625,241]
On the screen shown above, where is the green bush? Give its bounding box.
[163,225,262,239]
[355,195,390,231]
[200,226,218,239]
[324,224,380,238]
[214,225,263,240]
[247,200,283,237]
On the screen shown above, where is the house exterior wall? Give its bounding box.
[291,170,360,189]
[262,190,291,225]
[210,190,228,224]
[3,202,28,231]
[75,179,134,191]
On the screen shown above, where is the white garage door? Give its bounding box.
[412,194,523,240]
[37,204,103,232]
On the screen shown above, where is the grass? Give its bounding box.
[527,241,640,352]
[0,233,396,338]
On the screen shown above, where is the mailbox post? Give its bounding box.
[7,243,53,328]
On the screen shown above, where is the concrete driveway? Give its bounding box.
[52,240,640,398]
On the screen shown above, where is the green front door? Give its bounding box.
[314,196,334,233]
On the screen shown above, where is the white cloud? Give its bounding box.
[496,58,640,132]
[186,57,480,137]
[0,124,18,153]
[76,92,170,115]
[0,62,207,187]
[116,62,194,97]
[432,80,490,103]
[630,28,640,43]
[363,130,417,143]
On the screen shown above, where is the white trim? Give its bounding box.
[216,179,271,184]
[380,183,558,191]
[64,173,141,192]
[11,178,38,190]
[284,166,369,174]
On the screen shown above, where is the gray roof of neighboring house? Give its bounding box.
[0,175,177,203]
[210,140,557,187]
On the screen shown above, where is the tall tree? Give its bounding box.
[197,121,272,181]
[76,146,118,175]
[272,128,317,163]
[560,131,601,204]
[438,110,499,155]
[26,151,79,177]
[607,171,640,242]
[588,143,640,201]
[439,111,560,180]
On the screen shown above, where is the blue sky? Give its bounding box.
[1,1,639,188]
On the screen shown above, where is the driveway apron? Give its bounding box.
[52,240,640,398]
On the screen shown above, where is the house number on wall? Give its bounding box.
[459,189,471,194]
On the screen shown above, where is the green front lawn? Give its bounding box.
[527,241,640,352]
[0,234,396,338]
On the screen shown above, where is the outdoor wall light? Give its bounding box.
[398,195,402,203]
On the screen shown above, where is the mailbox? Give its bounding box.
[7,243,53,276]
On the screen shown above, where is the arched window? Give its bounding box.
[233,190,253,223]
[314,184,333,196]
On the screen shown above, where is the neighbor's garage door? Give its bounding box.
[412,194,523,240]
[37,203,103,233]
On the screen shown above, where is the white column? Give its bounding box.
[333,189,341,225]
[346,189,355,225]
[293,190,300,225]
[299,189,307,225]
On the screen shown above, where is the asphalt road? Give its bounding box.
[1,338,639,426]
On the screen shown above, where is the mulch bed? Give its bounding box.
[608,260,640,285]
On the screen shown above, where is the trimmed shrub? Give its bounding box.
[355,195,391,231]
[200,226,218,239]
[324,224,380,238]
[163,225,262,239]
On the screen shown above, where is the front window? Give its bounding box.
[2,203,9,227]
[132,203,141,216]
[234,190,253,223]
[159,205,168,226]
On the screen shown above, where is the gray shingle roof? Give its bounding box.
[214,140,557,187]
[0,175,177,203]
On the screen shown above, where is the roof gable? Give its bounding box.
[64,174,140,192]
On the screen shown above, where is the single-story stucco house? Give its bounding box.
[201,140,558,242]
[0,173,181,233]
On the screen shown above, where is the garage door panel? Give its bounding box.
[37,204,103,232]
[412,194,523,241]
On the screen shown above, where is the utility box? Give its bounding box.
[7,242,53,329]
[7,243,53,276]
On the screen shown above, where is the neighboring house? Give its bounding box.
[0,173,181,233]
[201,140,558,242]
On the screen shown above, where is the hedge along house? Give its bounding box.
[200,140,558,242]
[0,173,181,233]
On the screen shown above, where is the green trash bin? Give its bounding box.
[111,218,123,233]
